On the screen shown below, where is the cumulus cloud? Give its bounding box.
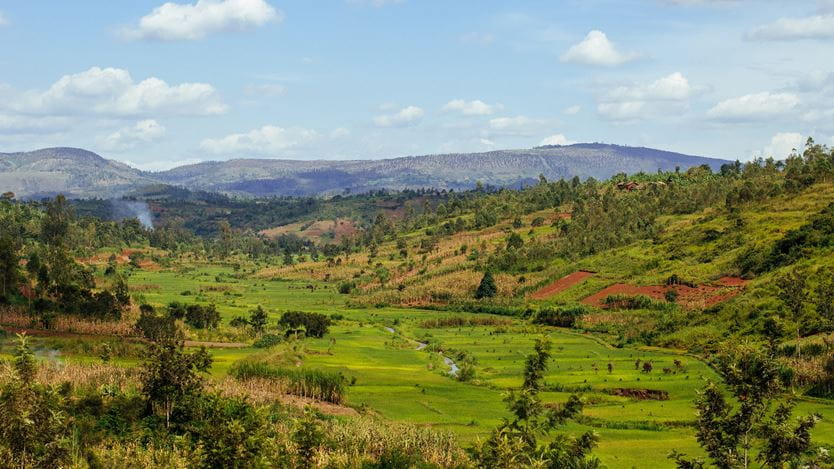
[374,106,424,127]
[561,30,639,66]
[564,105,581,115]
[0,114,70,135]
[442,99,497,116]
[597,72,694,121]
[748,14,834,41]
[127,157,204,172]
[200,125,319,155]
[706,92,799,121]
[486,116,546,136]
[122,0,281,41]
[5,67,226,117]
[539,134,576,146]
[98,119,167,151]
[760,132,805,159]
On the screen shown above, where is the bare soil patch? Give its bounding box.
[607,388,670,400]
[530,270,595,300]
[582,276,747,309]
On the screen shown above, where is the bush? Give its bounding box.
[279,311,331,338]
[533,306,588,328]
[252,334,283,348]
[337,282,355,294]
[185,304,220,329]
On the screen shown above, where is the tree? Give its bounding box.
[279,311,331,338]
[506,232,524,250]
[671,346,819,469]
[185,304,221,329]
[777,268,808,357]
[0,226,21,300]
[475,271,497,299]
[471,338,599,468]
[249,305,268,335]
[140,340,212,427]
[0,335,71,467]
[814,267,834,325]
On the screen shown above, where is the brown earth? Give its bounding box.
[530,270,595,300]
[582,276,748,309]
[607,388,670,400]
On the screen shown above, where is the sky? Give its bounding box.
[1,0,834,170]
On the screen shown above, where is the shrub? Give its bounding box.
[252,334,283,349]
[279,311,331,338]
[533,306,588,328]
[185,304,220,330]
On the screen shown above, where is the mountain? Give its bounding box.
[0,147,156,199]
[155,144,731,197]
[0,144,732,199]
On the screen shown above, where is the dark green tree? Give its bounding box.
[249,305,268,335]
[671,347,819,469]
[475,271,497,299]
[140,340,212,427]
[471,338,599,468]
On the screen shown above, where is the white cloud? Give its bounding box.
[5,67,226,117]
[442,99,497,116]
[486,116,546,136]
[122,0,281,41]
[330,127,350,138]
[200,125,319,155]
[0,114,70,135]
[561,30,639,66]
[707,92,799,121]
[244,83,286,98]
[760,132,804,159]
[597,72,694,121]
[564,105,581,115]
[539,134,576,146]
[374,106,424,127]
[0,11,9,26]
[748,14,834,41]
[98,119,167,152]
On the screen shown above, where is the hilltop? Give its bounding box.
[0,144,730,199]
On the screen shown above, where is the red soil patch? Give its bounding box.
[582,277,748,309]
[717,276,748,287]
[530,271,594,300]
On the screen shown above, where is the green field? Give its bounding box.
[13,263,831,468]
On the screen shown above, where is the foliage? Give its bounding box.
[278,311,332,338]
[671,346,820,469]
[475,271,497,299]
[470,338,600,468]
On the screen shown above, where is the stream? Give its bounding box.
[384,326,458,377]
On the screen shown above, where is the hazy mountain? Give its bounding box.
[0,144,732,199]
[0,147,156,199]
[156,144,731,197]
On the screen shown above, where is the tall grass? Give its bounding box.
[230,361,346,404]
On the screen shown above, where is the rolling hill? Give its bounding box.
[0,144,732,199]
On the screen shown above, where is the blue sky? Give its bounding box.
[1,0,833,170]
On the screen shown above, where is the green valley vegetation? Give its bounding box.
[0,138,834,467]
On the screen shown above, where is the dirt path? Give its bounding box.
[530,270,595,300]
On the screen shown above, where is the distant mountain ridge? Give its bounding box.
[0,144,732,199]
